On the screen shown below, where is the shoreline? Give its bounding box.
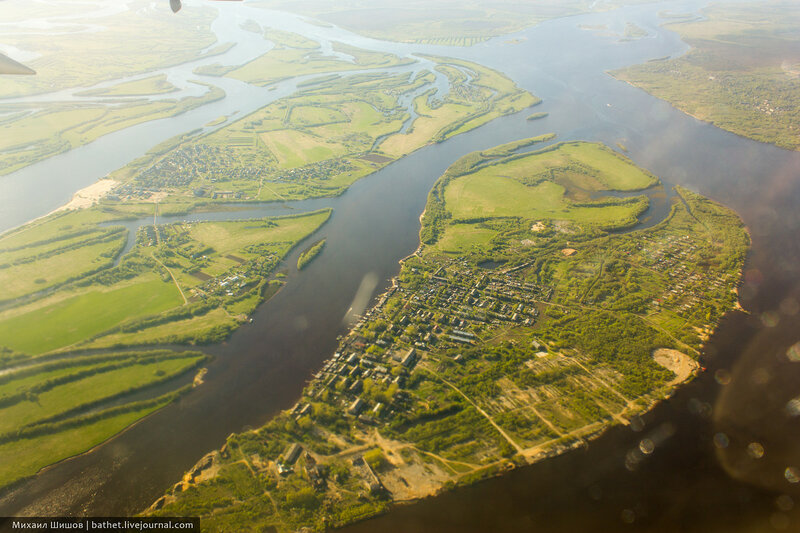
[1,178,119,238]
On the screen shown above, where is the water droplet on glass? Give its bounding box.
[713,432,730,449]
[752,367,770,386]
[714,368,731,385]
[785,398,800,417]
[776,494,794,512]
[639,438,655,455]
[747,442,765,459]
[770,512,790,530]
[784,467,800,484]
[761,311,779,327]
[786,342,800,363]
[621,509,635,524]
[780,297,799,316]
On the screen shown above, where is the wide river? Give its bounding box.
[2,1,800,531]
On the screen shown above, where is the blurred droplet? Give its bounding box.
[688,398,712,418]
[780,297,799,316]
[770,512,790,530]
[753,367,771,386]
[639,438,655,455]
[745,268,763,285]
[747,442,765,459]
[787,342,800,363]
[625,449,641,471]
[776,494,794,512]
[293,315,309,331]
[785,398,800,417]
[713,432,730,449]
[714,368,731,385]
[621,509,635,524]
[761,311,779,327]
[784,467,800,484]
[629,415,645,432]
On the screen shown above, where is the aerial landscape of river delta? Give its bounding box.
[0,0,799,532]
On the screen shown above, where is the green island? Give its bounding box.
[527,112,549,121]
[148,139,749,532]
[613,0,800,150]
[74,75,179,98]
[0,33,537,488]
[298,239,327,270]
[0,83,225,177]
[108,44,537,212]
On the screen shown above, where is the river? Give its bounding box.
[2,1,800,531]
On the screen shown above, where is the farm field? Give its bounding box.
[152,140,749,532]
[613,0,800,150]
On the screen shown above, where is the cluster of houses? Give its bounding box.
[270,157,356,184]
[635,234,733,316]
[299,258,552,438]
[135,143,261,189]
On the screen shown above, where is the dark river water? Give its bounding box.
[2,1,800,531]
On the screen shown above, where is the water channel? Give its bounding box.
[1,1,800,531]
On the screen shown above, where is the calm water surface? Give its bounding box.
[2,2,800,531]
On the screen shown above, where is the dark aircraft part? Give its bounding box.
[170,0,181,13]
[0,53,35,75]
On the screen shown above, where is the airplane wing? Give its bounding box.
[1,0,243,75]
[0,52,35,75]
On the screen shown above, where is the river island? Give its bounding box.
[147,139,749,531]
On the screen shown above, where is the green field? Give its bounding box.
[0,354,202,434]
[613,1,800,151]
[434,141,656,247]
[0,399,170,489]
[0,274,182,355]
[0,349,204,488]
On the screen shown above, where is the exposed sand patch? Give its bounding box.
[54,179,117,212]
[530,221,546,232]
[561,248,577,257]
[379,461,451,501]
[653,348,699,387]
